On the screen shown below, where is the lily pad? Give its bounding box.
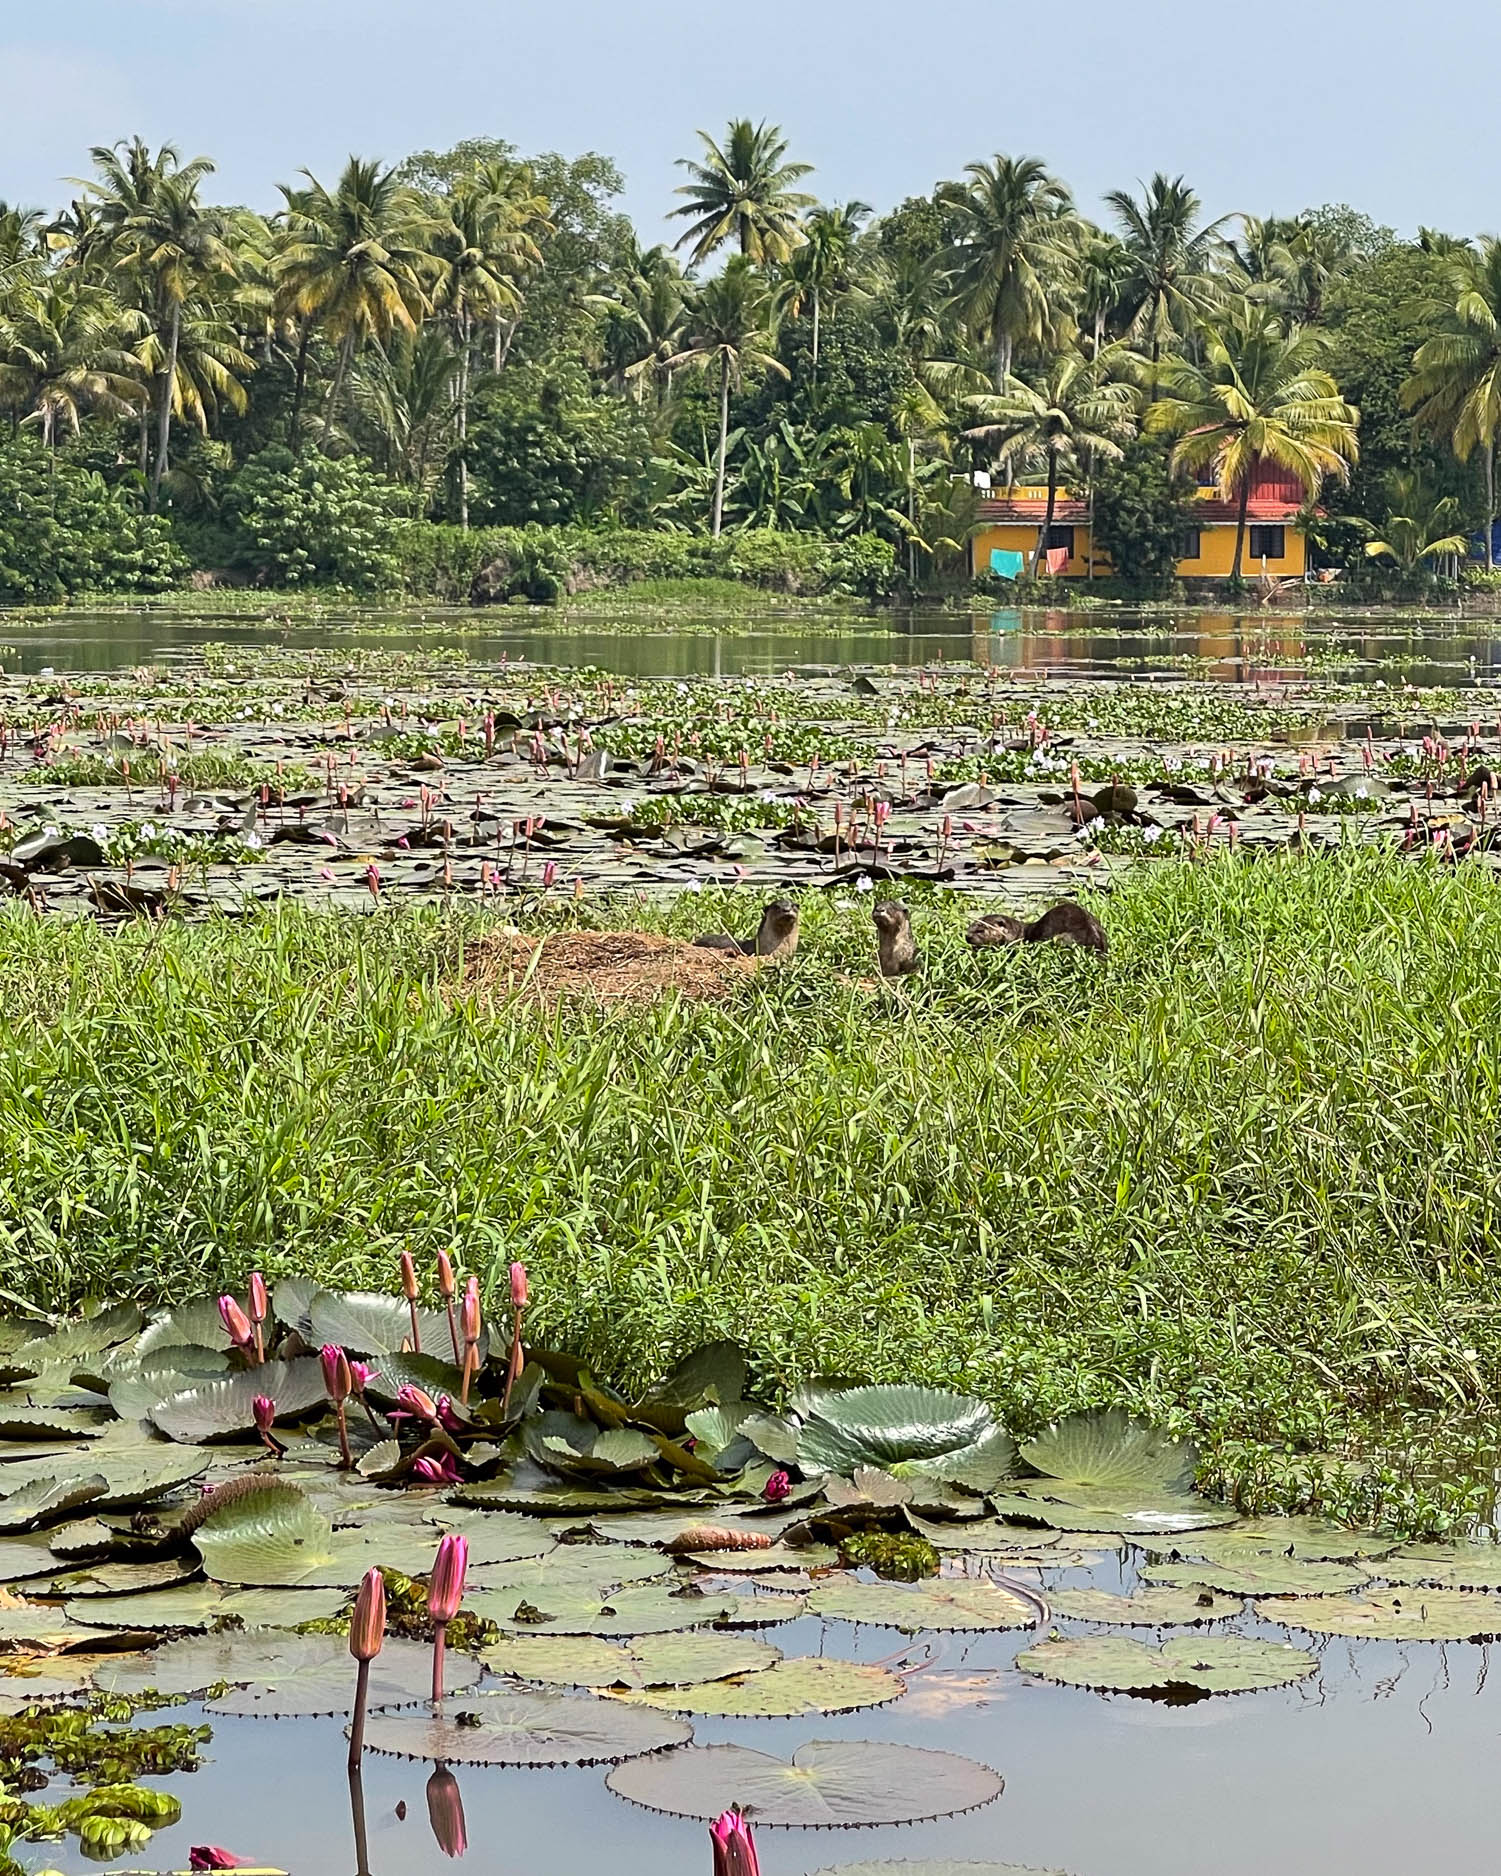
[135,1300,239,1357]
[473,1582,740,1637]
[0,1473,107,1532]
[44,1559,201,1599]
[362,1689,691,1765]
[308,1290,473,1362]
[149,1359,326,1443]
[1256,1589,1501,1641]
[192,1481,338,1585]
[68,1583,346,1631]
[617,1656,904,1717]
[605,1739,1004,1826]
[1017,1633,1317,1694]
[987,1495,1232,1536]
[1379,1544,1501,1590]
[905,1515,1060,1554]
[807,1577,1037,1633]
[1145,1558,1370,1597]
[687,1543,838,1573]
[0,1601,116,1651]
[1142,1518,1399,1565]
[1020,1409,1198,1497]
[808,1864,1070,1876]
[92,1632,477,1714]
[484,1630,780,1689]
[1048,1586,1242,1626]
[796,1388,1016,1488]
[473,1549,673,1599]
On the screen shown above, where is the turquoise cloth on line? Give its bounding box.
[990,549,1026,580]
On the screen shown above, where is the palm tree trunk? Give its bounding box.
[1486,441,1495,572]
[1232,473,1251,584]
[457,311,470,531]
[1033,448,1060,578]
[138,407,149,477]
[496,315,520,371]
[712,355,731,539]
[321,330,355,447]
[289,320,312,451]
[148,302,181,513]
[994,332,1012,390]
[812,288,821,369]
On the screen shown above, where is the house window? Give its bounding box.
[1044,526,1075,554]
[1248,525,1286,561]
[1178,529,1202,561]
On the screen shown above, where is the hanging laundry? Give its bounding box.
[989,549,1026,580]
[1046,546,1070,575]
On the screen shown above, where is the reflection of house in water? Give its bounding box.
[971,461,1311,581]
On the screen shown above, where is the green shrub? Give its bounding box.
[222,447,403,590]
[0,439,185,602]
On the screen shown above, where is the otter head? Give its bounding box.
[760,900,799,935]
[871,899,910,933]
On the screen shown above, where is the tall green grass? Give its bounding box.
[1,851,1499,1529]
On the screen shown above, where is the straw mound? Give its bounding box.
[464,929,756,1005]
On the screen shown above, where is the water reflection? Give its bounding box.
[426,1764,467,1859]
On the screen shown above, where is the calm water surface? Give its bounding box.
[5,602,1501,684]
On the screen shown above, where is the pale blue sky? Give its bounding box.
[2,0,1493,240]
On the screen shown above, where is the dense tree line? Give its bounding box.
[0,125,1497,596]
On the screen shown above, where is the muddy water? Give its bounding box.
[5,601,1501,683]
[79,1566,1501,1876]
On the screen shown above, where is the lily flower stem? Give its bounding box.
[445,1299,460,1366]
[459,1347,475,1406]
[336,1401,353,1469]
[252,1324,264,1365]
[501,1305,525,1417]
[407,1297,422,1355]
[348,1660,371,1773]
[432,1621,448,1703]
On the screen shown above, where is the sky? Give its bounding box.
[2,0,1496,243]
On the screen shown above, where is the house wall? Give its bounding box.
[972,519,1306,580]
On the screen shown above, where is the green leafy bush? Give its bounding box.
[222,447,403,590]
[0,439,185,602]
[1091,441,1199,587]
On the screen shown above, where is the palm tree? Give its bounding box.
[665,256,789,536]
[469,160,552,371]
[74,138,239,508]
[1148,307,1359,581]
[597,242,690,407]
[1402,238,1501,569]
[965,346,1137,573]
[1364,472,1468,576]
[123,303,251,474]
[670,120,815,266]
[276,158,433,447]
[937,155,1075,387]
[344,327,458,499]
[0,278,145,454]
[778,202,870,367]
[1106,175,1229,387]
[1075,230,1134,355]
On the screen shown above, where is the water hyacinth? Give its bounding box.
[428,1533,468,1702]
[348,1566,386,1770]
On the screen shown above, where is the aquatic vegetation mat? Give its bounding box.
[604,1738,1004,1825]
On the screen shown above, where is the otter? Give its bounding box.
[872,898,920,977]
[966,901,1107,955]
[693,899,800,962]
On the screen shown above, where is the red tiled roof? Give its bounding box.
[976,497,1305,524]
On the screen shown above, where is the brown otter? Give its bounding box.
[872,898,920,976]
[966,901,1107,955]
[693,899,800,962]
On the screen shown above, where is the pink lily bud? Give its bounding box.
[436,1251,456,1300]
[400,1251,419,1302]
[321,1344,352,1404]
[252,1395,276,1435]
[247,1273,268,1324]
[411,1452,463,1485]
[510,1262,529,1310]
[710,1809,761,1876]
[462,1276,481,1347]
[436,1395,465,1433]
[189,1850,253,1871]
[426,1763,468,1859]
[762,1469,791,1504]
[349,1566,387,1663]
[396,1384,439,1421]
[218,1296,253,1349]
[428,1533,469,1622]
[347,1359,372,1394]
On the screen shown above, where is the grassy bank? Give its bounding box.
[2,852,1499,1532]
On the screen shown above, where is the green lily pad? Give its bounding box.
[192,1481,338,1585]
[473,1582,740,1637]
[683,1405,755,1461]
[824,1469,915,1512]
[1145,1558,1370,1597]
[796,1388,1016,1488]
[0,1473,107,1532]
[1048,1586,1243,1625]
[807,1577,1037,1633]
[453,1482,707,1516]
[473,1549,673,1599]
[68,1583,347,1631]
[905,1514,1060,1553]
[483,1630,780,1689]
[1379,1544,1501,1590]
[43,1559,201,1599]
[308,1290,472,1361]
[1017,1633,1317,1694]
[605,1739,1004,1826]
[92,1632,477,1713]
[0,1603,117,1651]
[135,1300,238,1357]
[0,1411,103,1444]
[686,1543,838,1573]
[89,1459,211,1512]
[1020,1409,1198,1497]
[1141,1518,1399,1565]
[648,1342,747,1416]
[617,1656,904,1717]
[361,1689,691,1765]
[1256,1589,1501,1641]
[988,1495,1233,1536]
[149,1359,327,1443]
[808,1864,1071,1876]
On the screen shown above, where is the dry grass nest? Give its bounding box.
[459,928,758,1006]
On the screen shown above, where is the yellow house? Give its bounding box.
[971,462,1310,582]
